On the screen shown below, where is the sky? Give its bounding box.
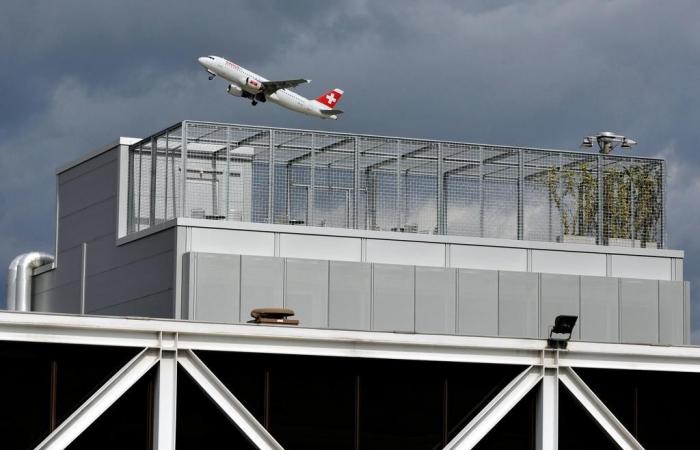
[1,0,700,339]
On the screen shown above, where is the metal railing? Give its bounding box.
[127,121,666,248]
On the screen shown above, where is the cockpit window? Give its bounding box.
[208,56,215,60]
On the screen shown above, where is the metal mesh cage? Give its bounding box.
[126,121,667,248]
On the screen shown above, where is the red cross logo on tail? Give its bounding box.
[315,88,344,108]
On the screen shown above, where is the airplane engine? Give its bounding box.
[227,84,243,97]
[245,77,263,92]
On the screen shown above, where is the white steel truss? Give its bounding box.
[0,311,697,449]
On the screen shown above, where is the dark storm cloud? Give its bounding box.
[2,0,700,339]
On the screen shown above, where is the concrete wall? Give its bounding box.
[32,145,176,317]
[183,252,690,345]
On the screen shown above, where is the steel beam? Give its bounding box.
[444,365,543,449]
[35,348,159,450]
[153,350,178,450]
[536,368,558,450]
[559,367,643,450]
[178,350,283,449]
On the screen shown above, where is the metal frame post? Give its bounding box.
[517,150,524,240]
[536,367,558,450]
[597,155,604,245]
[163,131,170,220]
[181,121,188,218]
[309,133,315,226]
[396,140,401,230]
[225,127,231,220]
[437,143,445,234]
[150,137,157,226]
[268,130,275,223]
[353,137,359,229]
[660,160,666,248]
[153,350,178,450]
[479,147,484,237]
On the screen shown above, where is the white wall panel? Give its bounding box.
[279,233,361,261]
[450,245,527,272]
[365,239,445,266]
[531,250,606,277]
[190,228,274,256]
[611,255,671,281]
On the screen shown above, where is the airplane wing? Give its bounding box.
[262,79,310,94]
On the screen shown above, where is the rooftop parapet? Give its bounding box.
[127,121,666,248]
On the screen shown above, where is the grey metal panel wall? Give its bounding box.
[285,258,329,328]
[415,267,456,334]
[580,276,619,343]
[620,279,659,344]
[240,255,284,317]
[372,264,415,332]
[498,271,539,338]
[659,280,684,345]
[31,281,81,314]
[190,253,241,323]
[457,269,498,336]
[328,261,371,330]
[34,147,176,318]
[539,274,580,340]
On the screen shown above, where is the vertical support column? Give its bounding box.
[396,140,401,230]
[268,130,275,223]
[353,137,359,229]
[80,242,87,315]
[479,146,485,238]
[437,143,445,235]
[225,127,231,220]
[597,155,604,245]
[660,160,666,248]
[164,132,170,220]
[153,350,177,450]
[150,137,157,226]
[517,150,524,240]
[181,121,188,218]
[536,367,558,450]
[309,133,315,226]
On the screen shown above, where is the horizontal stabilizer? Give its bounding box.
[320,109,344,115]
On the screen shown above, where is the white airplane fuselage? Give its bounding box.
[198,56,341,120]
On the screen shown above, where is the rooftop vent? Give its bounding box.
[249,308,299,325]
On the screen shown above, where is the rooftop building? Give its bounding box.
[2,121,695,449]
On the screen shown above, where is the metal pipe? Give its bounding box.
[6,252,55,311]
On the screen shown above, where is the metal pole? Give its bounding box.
[660,160,666,248]
[517,150,524,240]
[597,155,604,245]
[164,132,169,220]
[353,137,359,229]
[309,133,315,226]
[150,137,157,226]
[396,140,401,230]
[225,127,231,220]
[437,143,445,234]
[181,121,188,218]
[479,147,484,237]
[536,368,559,450]
[268,130,275,223]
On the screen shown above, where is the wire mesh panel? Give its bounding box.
[125,121,668,248]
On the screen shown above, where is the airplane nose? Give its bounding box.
[198,57,208,66]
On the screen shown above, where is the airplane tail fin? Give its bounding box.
[314,88,344,108]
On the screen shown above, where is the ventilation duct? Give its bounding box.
[6,252,54,311]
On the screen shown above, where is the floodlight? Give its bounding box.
[547,315,578,349]
[580,136,593,148]
[580,132,637,154]
[621,138,637,148]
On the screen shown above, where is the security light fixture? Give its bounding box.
[580,132,637,154]
[547,315,578,349]
[249,307,299,325]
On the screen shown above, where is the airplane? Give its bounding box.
[197,55,344,120]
